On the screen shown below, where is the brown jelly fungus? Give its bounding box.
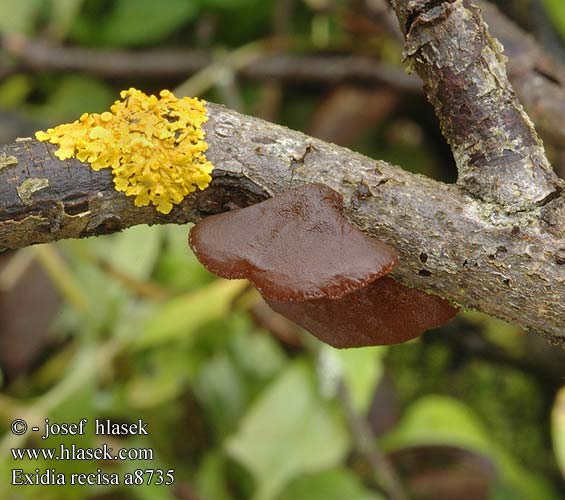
[189,183,458,348]
[189,183,399,301]
[265,277,459,348]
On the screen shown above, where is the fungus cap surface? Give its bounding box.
[266,277,459,348]
[189,183,399,301]
[35,88,213,214]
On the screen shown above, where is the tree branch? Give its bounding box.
[1,0,563,343]
[390,0,561,211]
[1,35,418,92]
[0,103,564,342]
[476,0,565,150]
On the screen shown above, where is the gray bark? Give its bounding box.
[476,0,565,150]
[390,0,561,210]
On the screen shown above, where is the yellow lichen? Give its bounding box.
[35,88,214,214]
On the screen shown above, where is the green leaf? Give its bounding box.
[382,395,559,500]
[551,386,565,479]
[0,75,33,108]
[196,452,233,500]
[204,0,271,45]
[230,318,287,382]
[124,345,195,408]
[107,224,162,281]
[193,315,288,439]
[336,345,387,413]
[279,468,385,500]
[205,0,259,8]
[96,0,198,46]
[134,279,247,348]
[48,0,86,39]
[195,353,248,439]
[541,0,565,39]
[118,442,178,500]
[0,0,43,34]
[154,224,216,291]
[34,75,114,124]
[383,395,493,451]
[226,362,349,500]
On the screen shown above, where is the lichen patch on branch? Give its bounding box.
[0,154,17,171]
[35,88,214,214]
[17,178,49,205]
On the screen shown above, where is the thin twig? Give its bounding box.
[0,249,34,292]
[337,380,409,500]
[1,33,419,91]
[174,41,269,98]
[33,244,89,312]
[303,333,409,499]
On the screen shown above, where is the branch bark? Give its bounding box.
[0,103,564,342]
[476,0,565,150]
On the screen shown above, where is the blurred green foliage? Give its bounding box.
[72,0,198,46]
[0,1,564,499]
[542,0,565,38]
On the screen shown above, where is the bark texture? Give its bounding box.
[0,103,564,342]
[391,0,561,211]
[477,0,565,150]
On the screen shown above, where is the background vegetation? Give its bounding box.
[0,1,564,499]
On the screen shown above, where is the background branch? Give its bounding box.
[1,35,419,92]
[2,2,564,152]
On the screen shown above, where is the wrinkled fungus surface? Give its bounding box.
[35,88,213,214]
[189,183,399,301]
[266,277,459,348]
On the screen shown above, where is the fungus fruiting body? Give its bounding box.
[35,88,213,214]
[266,277,459,347]
[189,183,458,348]
[189,183,399,301]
